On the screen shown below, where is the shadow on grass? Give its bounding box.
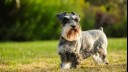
[0,62,126,72]
[79,63,127,72]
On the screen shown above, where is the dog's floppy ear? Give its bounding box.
[56,12,67,21]
[71,12,80,22]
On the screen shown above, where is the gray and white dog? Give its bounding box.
[56,12,109,69]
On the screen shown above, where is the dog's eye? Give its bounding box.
[74,18,78,22]
[62,18,69,24]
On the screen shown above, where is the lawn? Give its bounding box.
[0,38,127,72]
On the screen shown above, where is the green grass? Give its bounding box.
[0,38,127,72]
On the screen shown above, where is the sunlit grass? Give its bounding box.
[108,38,127,51]
[0,38,127,72]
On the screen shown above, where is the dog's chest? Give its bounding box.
[58,38,80,53]
[63,41,79,50]
[66,41,77,47]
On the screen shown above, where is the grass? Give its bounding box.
[0,38,127,72]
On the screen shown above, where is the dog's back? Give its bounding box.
[82,28,107,42]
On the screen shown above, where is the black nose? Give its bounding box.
[71,25,76,28]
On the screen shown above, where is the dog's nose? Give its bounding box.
[71,25,76,28]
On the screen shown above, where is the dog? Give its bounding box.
[56,12,109,69]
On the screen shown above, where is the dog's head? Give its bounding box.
[56,12,81,41]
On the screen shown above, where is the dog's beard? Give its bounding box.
[61,26,81,41]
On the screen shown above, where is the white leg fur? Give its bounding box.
[93,53,102,64]
[61,62,71,69]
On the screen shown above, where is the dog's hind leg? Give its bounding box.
[92,46,109,64]
[92,53,102,64]
[93,38,109,65]
[98,48,109,64]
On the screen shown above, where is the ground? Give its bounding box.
[0,38,127,72]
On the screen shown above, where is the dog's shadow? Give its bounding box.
[78,63,126,72]
[38,63,126,72]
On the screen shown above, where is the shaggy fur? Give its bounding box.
[56,12,109,69]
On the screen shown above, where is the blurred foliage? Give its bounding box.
[0,0,127,41]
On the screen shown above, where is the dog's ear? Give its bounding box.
[71,12,75,15]
[71,12,80,22]
[56,12,67,21]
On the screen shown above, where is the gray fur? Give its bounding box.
[57,12,109,69]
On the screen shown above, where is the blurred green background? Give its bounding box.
[0,0,127,41]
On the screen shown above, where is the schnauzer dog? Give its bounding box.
[56,12,109,69]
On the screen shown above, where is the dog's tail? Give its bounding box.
[99,27,103,31]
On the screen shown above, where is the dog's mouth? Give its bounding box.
[70,28,78,32]
[67,28,78,38]
[62,27,81,41]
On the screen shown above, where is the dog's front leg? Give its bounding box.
[60,53,71,69]
[69,53,79,68]
[60,52,79,69]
